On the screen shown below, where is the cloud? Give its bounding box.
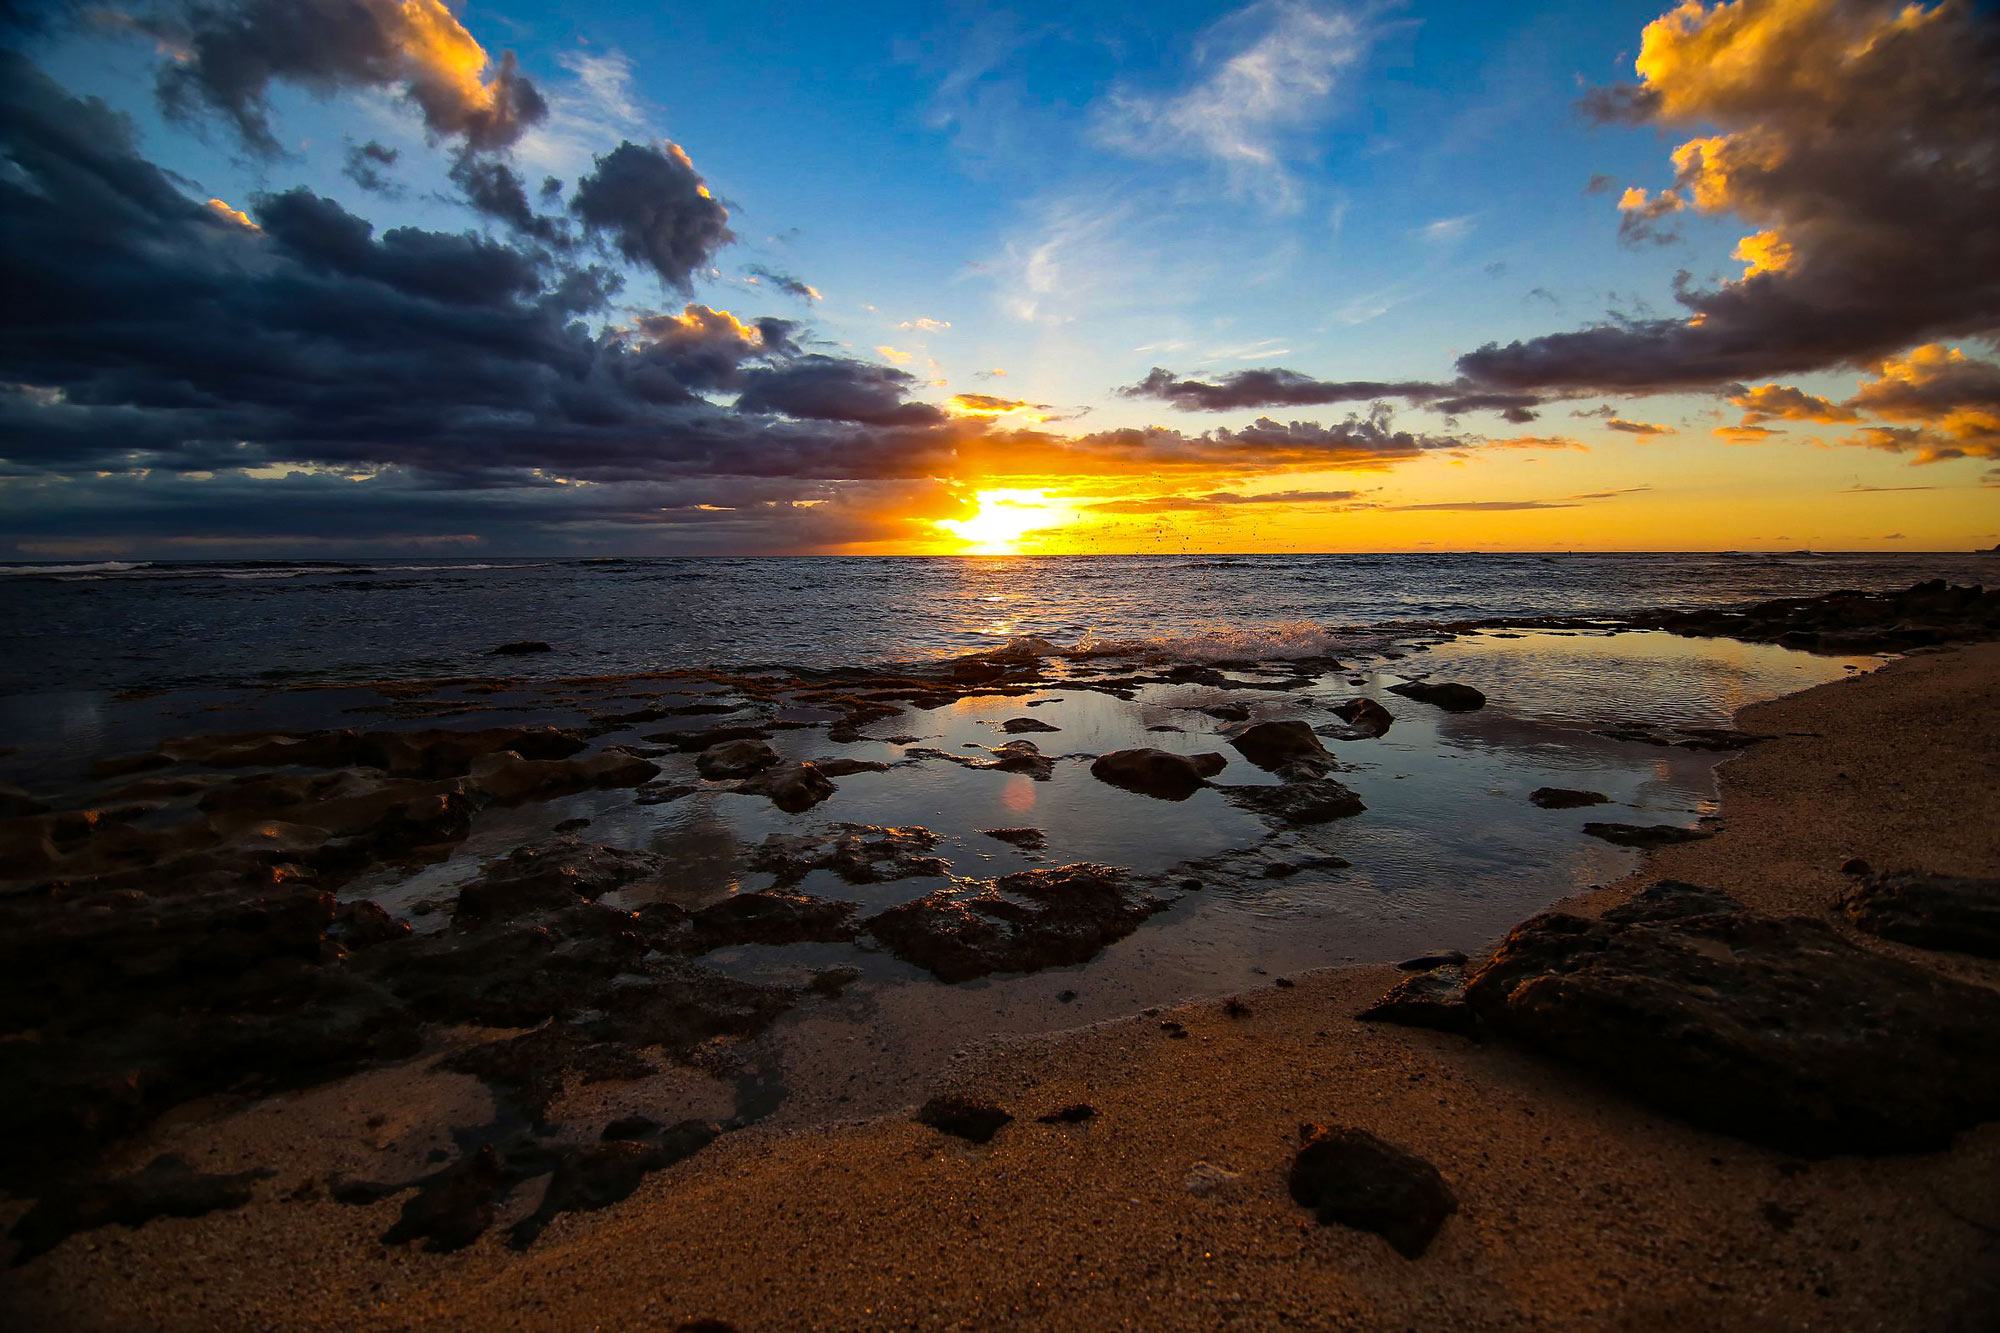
[342,139,400,193]
[569,141,733,292]
[898,317,951,332]
[1729,382,1857,423]
[1119,366,1542,418]
[1614,185,1683,247]
[1605,418,1672,437]
[1457,0,2000,394]
[1085,488,1365,513]
[1712,424,1778,443]
[1090,0,1371,208]
[735,356,944,427]
[1841,343,2000,460]
[745,264,821,302]
[148,0,547,156]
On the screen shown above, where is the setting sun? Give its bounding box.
[935,489,1065,554]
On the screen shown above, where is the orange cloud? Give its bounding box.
[1729,383,1857,423]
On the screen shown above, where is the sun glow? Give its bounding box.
[935,489,1064,554]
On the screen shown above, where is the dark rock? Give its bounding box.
[1386,680,1486,712]
[330,899,411,950]
[866,863,1165,982]
[1356,967,1475,1036]
[1582,821,1712,848]
[0,783,48,818]
[1841,870,2000,958]
[809,965,862,996]
[739,761,836,813]
[750,824,950,886]
[442,1025,654,1125]
[980,826,1048,851]
[553,817,591,833]
[1089,748,1227,800]
[1629,581,2000,654]
[917,1095,1012,1143]
[488,641,554,655]
[454,841,659,921]
[1288,1124,1457,1258]
[816,757,890,777]
[508,1120,720,1247]
[469,750,659,803]
[601,1114,662,1142]
[1223,778,1365,825]
[1464,881,2000,1154]
[696,739,780,780]
[690,891,859,949]
[380,1145,511,1253]
[1001,717,1060,734]
[1530,787,1610,809]
[7,1154,273,1264]
[654,724,773,752]
[1228,720,1335,776]
[1840,856,1872,877]
[984,739,1056,779]
[1331,697,1394,737]
[1036,1103,1096,1124]
[1201,703,1251,723]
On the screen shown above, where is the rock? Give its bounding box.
[0,784,48,818]
[454,841,659,921]
[1841,870,2000,958]
[1629,580,2000,653]
[1228,720,1335,776]
[866,863,1166,982]
[917,1095,1012,1143]
[1530,787,1610,809]
[6,1154,273,1264]
[1089,748,1227,800]
[441,1025,654,1125]
[601,1114,662,1142]
[1582,821,1712,848]
[1464,881,2000,1154]
[1001,717,1060,734]
[749,825,950,886]
[985,739,1056,779]
[689,891,859,949]
[980,826,1047,851]
[655,724,772,753]
[1397,949,1468,971]
[1288,1124,1457,1258]
[1200,703,1251,723]
[1356,966,1475,1035]
[809,965,861,996]
[469,751,659,803]
[696,738,780,779]
[329,899,411,950]
[508,1120,720,1247]
[739,761,836,813]
[1036,1103,1096,1125]
[1386,680,1486,712]
[553,817,591,833]
[1331,697,1394,737]
[1223,778,1365,825]
[489,640,553,655]
[816,758,889,777]
[379,1145,511,1253]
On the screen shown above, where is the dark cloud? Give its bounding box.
[1457,0,2000,394]
[1118,367,1542,418]
[746,264,821,303]
[341,139,399,193]
[570,141,733,293]
[449,154,562,242]
[736,357,946,428]
[147,0,546,155]
[1605,418,1672,437]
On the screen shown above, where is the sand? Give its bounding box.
[7,642,1998,1331]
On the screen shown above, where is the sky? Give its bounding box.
[1,0,1996,558]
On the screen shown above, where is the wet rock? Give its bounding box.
[816,757,889,777]
[985,739,1056,779]
[1001,717,1060,734]
[1386,680,1486,712]
[655,724,773,753]
[690,891,859,949]
[1397,949,1468,971]
[469,750,660,803]
[453,841,660,921]
[917,1095,1012,1143]
[1582,821,1712,848]
[739,761,836,813]
[809,965,862,996]
[1464,881,2000,1154]
[489,640,554,655]
[379,1145,512,1253]
[1228,720,1335,777]
[1332,697,1394,737]
[553,817,591,833]
[980,826,1047,851]
[866,863,1166,982]
[696,739,780,779]
[1223,778,1365,825]
[0,783,47,818]
[1201,703,1251,723]
[1089,748,1227,800]
[750,824,950,886]
[1841,870,2000,958]
[329,899,411,950]
[7,1154,274,1265]
[1629,580,2000,653]
[508,1120,721,1247]
[442,1025,654,1125]
[1036,1103,1096,1124]
[1288,1124,1457,1258]
[1356,967,1474,1035]
[1530,787,1610,809]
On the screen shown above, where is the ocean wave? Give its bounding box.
[1,560,149,577]
[1068,620,1355,662]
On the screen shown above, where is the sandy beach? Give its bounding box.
[3,621,1995,1329]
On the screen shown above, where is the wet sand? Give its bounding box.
[8,642,1996,1329]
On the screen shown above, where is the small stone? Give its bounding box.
[1288,1124,1457,1258]
[917,1095,1013,1143]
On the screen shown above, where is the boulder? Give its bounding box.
[1331,697,1394,737]
[1223,778,1365,825]
[740,761,836,813]
[1090,748,1227,800]
[1464,881,2000,1154]
[1228,720,1334,776]
[1000,717,1060,734]
[696,739,780,779]
[1841,870,2000,958]
[1355,966,1474,1035]
[1530,787,1609,809]
[1288,1124,1457,1258]
[1582,821,1710,848]
[866,863,1165,982]
[1386,680,1486,712]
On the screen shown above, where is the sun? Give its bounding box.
[936,489,1057,554]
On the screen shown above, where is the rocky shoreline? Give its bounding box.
[0,583,1995,1328]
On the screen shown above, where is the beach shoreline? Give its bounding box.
[3,631,1995,1329]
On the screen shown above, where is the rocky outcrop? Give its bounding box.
[7,1154,274,1264]
[1355,966,1473,1035]
[749,824,950,886]
[1288,1124,1457,1258]
[1386,680,1486,712]
[453,840,660,921]
[1582,821,1711,847]
[1223,778,1365,826]
[1630,579,2000,653]
[1530,787,1609,809]
[1089,748,1226,799]
[1228,720,1335,777]
[1330,697,1394,737]
[1841,870,2000,958]
[738,761,837,813]
[866,863,1165,982]
[1464,881,2000,1154]
[695,738,780,779]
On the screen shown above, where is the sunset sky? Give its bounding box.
[2,0,1996,557]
